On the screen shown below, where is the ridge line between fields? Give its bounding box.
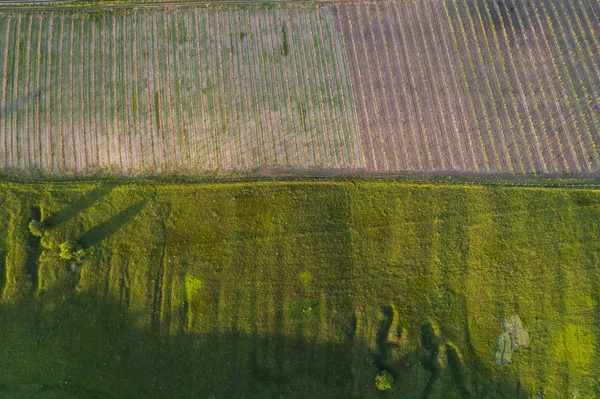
[1,171,600,189]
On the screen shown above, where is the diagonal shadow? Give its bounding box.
[79,200,147,249]
[44,185,114,229]
[25,206,43,296]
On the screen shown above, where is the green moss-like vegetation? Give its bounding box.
[0,180,599,398]
[375,370,393,391]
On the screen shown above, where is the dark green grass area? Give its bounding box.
[0,180,599,398]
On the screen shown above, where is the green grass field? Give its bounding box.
[0,179,599,398]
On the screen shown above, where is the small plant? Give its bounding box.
[375,370,393,391]
[298,270,312,287]
[59,240,85,261]
[281,24,289,57]
[28,220,46,237]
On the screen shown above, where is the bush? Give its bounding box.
[375,370,393,391]
[28,220,46,237]
[59,240,85,260]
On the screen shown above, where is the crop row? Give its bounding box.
[0,6,363,174]
[335,0,600,174]
[0,0,599,176]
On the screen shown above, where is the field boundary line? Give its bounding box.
[3,169,600,190]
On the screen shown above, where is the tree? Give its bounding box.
[375,370,393,392]
[59,240,85,260]
[28,220,46,237]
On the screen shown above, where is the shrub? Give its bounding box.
[28,220,46,237]
[59,240,85,260]
[375,370,393,391]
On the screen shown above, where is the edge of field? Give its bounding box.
[2,168,600,189]
[0,0,320,10]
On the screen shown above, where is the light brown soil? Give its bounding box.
[0,0,599,177]
[332,0,600,175]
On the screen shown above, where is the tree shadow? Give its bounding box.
[79,200,147,249]
[44,185,114,229]
[0,287,536,399]
[420,321,443,398]
[0,292,355,398]
[24,206,43,295]
[374,305,394,371]
[0,254,5,299]
[379,320,530,399]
